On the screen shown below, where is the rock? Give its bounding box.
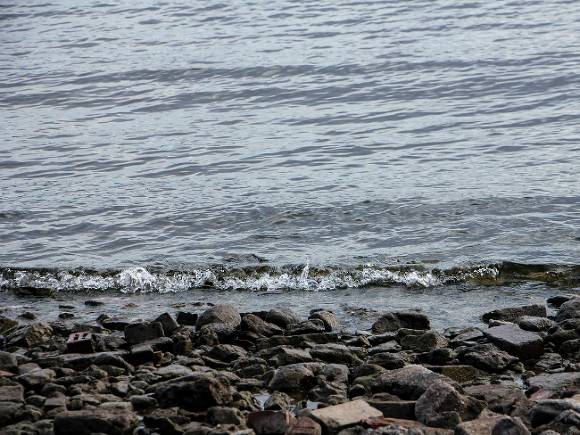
[310,344,363,366]
[266,308,301,329]
[154,313,179,335]
[427,365,480,384]
[100,317,130,331]
[533,409,580,434]
[53,409,139,435]
[124,322,164,345]
[401,331,448,352]
[130,394,157,411]
[309,310,340,332]
[207,406,246,426]
[368,341,402,354]
[0,385,24,402]
[197,304,242,336]
[455,410,530,435]
[271,347,314,366]
[518,316,557,332]
[8,322,53,347]
[242,314,284,337]
[176,311,198,326]
[0,401,26,427]
[491,416,531,435]
[464,384,530,415]
[0,317,19,334]
[371,311,430,334]
[66,332,96,353]
[286,416,322,435]
[415,381,484,428]
[0,350,18,372]
[368,352,409,370]
[268,363,319,392]
[18,368,56,389]
[84,299,104,306]
[290,320,327,335]
[484,324,544,359]
[482,304,547,323]
[207,344,248,362]
[307,400,382,433]
[457,343,518,372]
[264,391,293,411]
[156,363,194,379]
[367,399,416,420]
[560,338,580,355]
[154,373,233,411]
[371,365,459,400]
[527,372,580,393]
[450,328,486,346]
[555,297,580,322]
[247,410,295,435]
[529,399,580,427]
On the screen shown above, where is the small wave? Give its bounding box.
[0,261,577,294]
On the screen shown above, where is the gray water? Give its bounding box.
[1,1,580,314]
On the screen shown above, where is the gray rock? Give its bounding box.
[271,347,314,366]
[560,338,580,355]
[0,401,26,427]
[7,322,53,347]
[518,316,557,332]
[154,313,179,335]
[491,416,531,435]
[371,365,460,400]
[266,308,301,329]
[129,394,157,410]
[268,363,320,392]
[264,391,293,411]
[450,328,486,346]
[415,381,484,428]
[176,311,198,326]
[533,409,580,434]
[484,324,544,359]
[124,322,164,345]
[0,351,18,372]
[248,410,295,435]
[400,331,448,352]
[154,373,233,411]
[368,352,409,370]
[241,314,284,337]
[464,384,530,416]
[482,304,547,323]
[207,406,246,426]
[556,297,580,322]
[289,319,327,335]
[18,368,56,389]
[207,344,248,362]
[307,400,382,433]
[309,310,339,332]
[0,385,24,402]
[529,399,580,427]
[310,344,363,366]
[527,372,580,392]
[54,409,139,435]
[457,343,518,372]
[372,311,430,334]
[196,304,242,335]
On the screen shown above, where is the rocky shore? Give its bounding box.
[0,294,579,435]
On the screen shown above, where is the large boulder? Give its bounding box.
[415,381,484,428]
[266,308,301,329]
[370,365,459,400]
[484,324,544,359]
[400,331,448,352]
[457,343,518,372]
[124,322,164,344]
[482,304,546,323]
[555,297,580,322]
[53,409,139,435]
[371,311,430,333]
[309,310,340,332]
[196,304,242,335]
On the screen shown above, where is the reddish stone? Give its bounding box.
[248,410,295,435]
[286,416,322,435]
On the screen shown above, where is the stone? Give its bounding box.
[154,313,179,335]
[368,341,402,354]
[518,316,557,332]
[450,328,486,346]
[18,368,56,389]
[271,347,314,366]
[0,384,24,402]
[491,416,531,435]
[130,394,157,411]
[0,351,18,372]
[560,338,580,355]
[371,311,430,334]
[53,409,139,435]
[100,317,130,331]
[310,344,363,366]
[266,308,301,329]
[242,314,284,337]
[309,310,340,332]
[286,416,322,435]
[0,401,26,427]
[247,410,295,435]
[264,391,293,411]
[428,365,480,384]
[0,317,19,334]
[8,322,53,347]
[290,320,327,335]
[527,372,580,392]
[455,411,530,435]
[533,409,580,434]
[154,373,233,411]
[207,344,248,362]
[197,304,241,331]
[457,343,518,372]
[66,332,96,353]
[176,311,198,326]
[415,381,484,428]
[484,324,544,359]
[400,331,448,352]
[529,398,580,427]
[556,297,580,322]
[367,399,416,420]
[464,384,530,415]
[371,365,459,400]
[156,363,194,379]
[482,304,547,323]
[368,352,409,370]
[268,363,319,392]
[127,343,154,365]
[124,322,164,345]
[307,400,383,433]
[207,406,246,426]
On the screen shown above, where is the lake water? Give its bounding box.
[1,1,579,320]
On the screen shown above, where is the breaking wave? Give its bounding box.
[0,261,578,294]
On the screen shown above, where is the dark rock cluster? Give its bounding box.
[0,296,579,434]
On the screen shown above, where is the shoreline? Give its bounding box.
[0,296,579,434]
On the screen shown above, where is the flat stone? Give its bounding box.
[66,332,96,354]
[266,308,301,329]
[372,311,430,334]
[518,316,557,332]
[464,384,530,415]
[18,368,56,389]
[457,343,518,372]
[484,324,544,359]
[401,331,448,352]
[527,372,580,392]
[307,400,382,433]
[53,409,139,435]
[427,365,481,384]
[529,398,580,427]
[286,416,322,435]
[0,385,24,402]
[555,297,580,322]
[482,304,547,323]
[247,410,295,435]
[124,322,164,345]
[367,399,416,419]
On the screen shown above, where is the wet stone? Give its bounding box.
[124,321,164,345]
[371,311,430,334]
[176,311,198,326]
[484,324,544,359]
[400,331,448,352]
[248,410,295,435]
[309,310,340,332]
[457,343,518,372]
[307,400,383,434]
[482,304,547,323]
